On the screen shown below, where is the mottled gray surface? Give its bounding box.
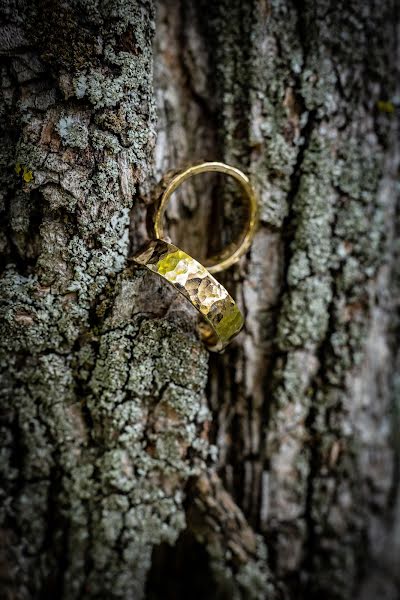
[0,0,399,599]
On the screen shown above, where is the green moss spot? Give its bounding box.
[23,169,33,183]
[377,100,395,113]
[15,163,33,183]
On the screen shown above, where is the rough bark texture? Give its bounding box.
[0,1,399,599]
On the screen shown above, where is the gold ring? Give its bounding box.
[133,239,244,352]
[149,162,258,274]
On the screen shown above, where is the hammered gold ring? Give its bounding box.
[133,239,244,352]
[149,162,258,274]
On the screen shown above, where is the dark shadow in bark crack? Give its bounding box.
[146,530,219,600]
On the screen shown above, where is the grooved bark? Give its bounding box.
[1,1,399,599]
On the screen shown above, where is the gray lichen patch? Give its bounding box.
[278,276,333,350]
[0,258,212,599]
[6,0,156,306]
[57,114,89,149]
[235,536,276,600]
[199,1,400,596]
[0,268,81,353]
[81,312,210,597]
[276,130,336,351]
[0,1,176,597]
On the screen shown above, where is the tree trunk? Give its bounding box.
[1,1,399,599]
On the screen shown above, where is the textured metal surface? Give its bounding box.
[133,239,244,352]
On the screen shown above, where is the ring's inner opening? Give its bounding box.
[161,171,250,267]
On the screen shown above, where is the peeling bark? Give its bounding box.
[1,1,399,599]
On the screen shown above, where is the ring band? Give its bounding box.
[148,162,258,274]
[133,239,244,352]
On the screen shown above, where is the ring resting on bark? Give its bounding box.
[132,239,244,352]
[147,161,259,274]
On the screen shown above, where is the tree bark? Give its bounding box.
[1,1,399,599]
